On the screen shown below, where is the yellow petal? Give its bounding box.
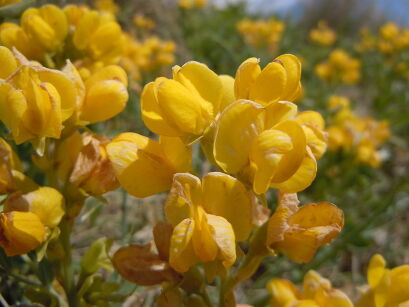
[173,61,222,115]
[275,54,302,101]
[296,111,325,130]
[192,207,218,263]
[169,218,199,272]
[270,148,317,193]
[206,213,236,268]
[80,80,128,123]
[315,288,353,307]
[141,79,181,137]
[106,133,174,198]
[234,57,261,100]
[388,265,409,305]
[267,279,299,307]
[219,74,236,112]
[165,173,202,227]
[270,120,307,184]
[0,211,46,256]
[4,187,65,228]
[0,46,17,79]
[202,172,254,241]
[249,61,286,105]
[157,79,213,136]
[214,100,264,174]
[73,11,100,50]
[264,101,298,129]
[84,65,128,88]
[367,254,387,289]
[302,270,331,299]
[159,136,192,173]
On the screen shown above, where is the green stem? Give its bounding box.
[219,223,269,307]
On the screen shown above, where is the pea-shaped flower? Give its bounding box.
[4,187,65,228]
[73,10,124,64]
[266,193,344,263]
[234,54,302,106]
[21,5,68,52]
[141,61,223,143]
[165,172,255,272]
[107,133,192,198]
[0,47,77,146]
[214,100,317,194]
[356,254,409,307]
[0,211,46,256]
[63,62,128,124]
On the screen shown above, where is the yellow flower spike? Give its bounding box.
[141,61,222,142]
[107,133,191,198]
[4,187,65,228]
[0,211,46,256]
[69,133,119,196]
[166,172,256,272]
[267,193,344,263]
[21,5,68,52]
[79,65,128,123]
[235,54,302,105]
[267,279,300,306]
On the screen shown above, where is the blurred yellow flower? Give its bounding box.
[106,133,191,198]
[0,47,76,147]
[94,0,119,16]
[355,28,376,52]
[356,254,409,307]
[141,61,223,143]
[315,49,361,84]
[0,211,46,256]
[165,172,256,272]
[133,15,155,31]
[266,193,344,263]
[235,54,302,105]
[268,269,352,306]
[21,5,68,53]
[0,0,20,6]
[237,18,285,53]
[178,0,207,9]
[214,100,318,194]
[309,20,337,46]
[72,10,125,64]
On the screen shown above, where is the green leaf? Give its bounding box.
[80,237,113,275]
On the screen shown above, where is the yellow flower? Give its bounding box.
[214,100,317,194]
[268,270,352,307]
[133,15,155,30]
[4,187,65,228]
[106,133,191,198]
[266,193,344,263]
[0,138,22,194]
[356,254,409,307]
[178,0,207,9]
[0,23,44,60]
[234,54,302,105]
[55,132,119,196]
[63,61,128,124]
[141,61,223,143]
[94,0,119,16]
[0,47,77,146]
[237,18,285,52]
[21,5,68,52]
[63,4,90,26]
[315,49,361,84]
[72,10,125,64]
[0,211,46,256]
[355,28,376,52]
[165,172,256,272]
[380,22,399,41]
[309,20,337,46]
[0,0,20,6]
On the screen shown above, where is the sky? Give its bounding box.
[212,0,409,25]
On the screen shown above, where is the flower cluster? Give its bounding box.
[268,254,409,307]
[237,18,285,53]
[309,20,337,46]
[326,96,390,168]
[110,54,344,305]
[178,0,207,9]
[315,49,361,84]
